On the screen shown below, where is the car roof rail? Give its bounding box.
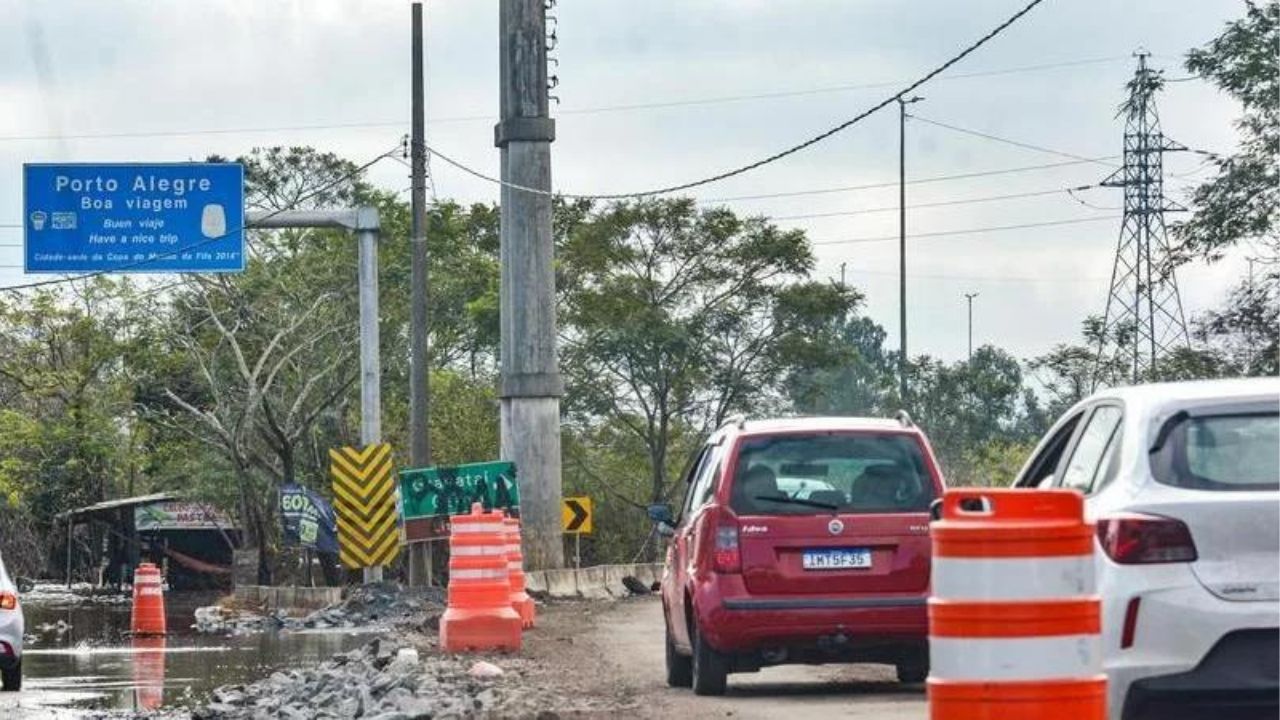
[719,413,747,430]
[894,409,914,428]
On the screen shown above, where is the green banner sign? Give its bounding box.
[399,460,519,522]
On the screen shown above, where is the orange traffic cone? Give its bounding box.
[130,563,167,636]
[439,503,522,653]
[504,516,535,628]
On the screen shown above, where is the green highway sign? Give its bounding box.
[399,460,518,541]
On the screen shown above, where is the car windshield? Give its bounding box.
[729,433,934,515]
[1153,412,1279,491]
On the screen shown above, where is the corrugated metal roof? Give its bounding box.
[57,492,177,520]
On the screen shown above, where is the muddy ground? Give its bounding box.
[4,589,927,719]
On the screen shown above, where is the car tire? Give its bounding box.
[664,620,693,688]
[690,621,728,696]
[1,660,20,692]
[895,660,927,684]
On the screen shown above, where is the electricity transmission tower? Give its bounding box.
[1094,52,1190,386]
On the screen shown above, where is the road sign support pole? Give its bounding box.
[575,533,581,570]
[248,208,383,584]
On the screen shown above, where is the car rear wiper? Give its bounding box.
[754,495,839,511]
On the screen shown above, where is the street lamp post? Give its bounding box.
[964,292,980,361]
[897,95,923,405]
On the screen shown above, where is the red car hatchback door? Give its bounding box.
[728,431,939,597]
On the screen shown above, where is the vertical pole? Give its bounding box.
[66,520,73,587]
[497,0,565,570]
[840,262,846,287]
[410,1,431,469]
[575,533,581,570]
[408,0,432,588]
[897,98,908,405]
[358,226,383,584]
[964,292,979,361]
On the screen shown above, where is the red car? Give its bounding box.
[650,415,945,695]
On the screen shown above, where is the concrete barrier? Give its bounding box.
[234,585,342,612]
[543,568,579,598]
[524,570,549,595]
[520,563,666,599]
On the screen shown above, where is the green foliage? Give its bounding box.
[559,198,858,503]
[1176,1,1279,264]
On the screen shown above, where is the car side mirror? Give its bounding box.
[648,503,674,525]
[648,503,676,537]
[929,498,944,522]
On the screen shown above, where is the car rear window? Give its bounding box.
[728,433,935,515]
[1153,411,1279,491]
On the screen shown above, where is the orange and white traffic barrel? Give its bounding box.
[130,563,167,637]
[439,503,522,653]
[929,488,1105,720]
[504,516,536,629]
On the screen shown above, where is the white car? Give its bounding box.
[0,552,21,691]
[1013,377,1279,720]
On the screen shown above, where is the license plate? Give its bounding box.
[802,548,871,570]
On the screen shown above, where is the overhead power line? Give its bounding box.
[0,54,1125,144]
[0,145,400,293]
[430,0,1050,200]
[700,158,1115,204]
[769,184,1099,220]
[553,56,1129,115]
[907,114,1117,166]
[812,215,1119,246]
[842,266,1108,284]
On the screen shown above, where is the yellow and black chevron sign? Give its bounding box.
[329,443,400,569]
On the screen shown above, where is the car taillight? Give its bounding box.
[713,524,741,574]
[0,592,16,611]
[1097,514,1198,564]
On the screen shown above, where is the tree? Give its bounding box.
[1174,2,1279,266]
[788,314,896,416]
[558,198,858,503]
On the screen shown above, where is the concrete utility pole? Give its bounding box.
[409,2,431,470]
[247,208,383,583]
[407,2,433,588]
[964,292,979,361]
[897,96,922,405]
[497,0,564,569]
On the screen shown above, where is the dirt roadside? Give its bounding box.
[532,596,927,719]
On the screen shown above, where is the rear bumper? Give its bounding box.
[0,610,22,664]
[1100,561,1280,719]
[696,577,928,655]
[1121,629,1279,720]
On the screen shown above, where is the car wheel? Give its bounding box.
[895,660,927,684]
[690,621,728,696]
[664,619,693,688]
[1,660,20,692]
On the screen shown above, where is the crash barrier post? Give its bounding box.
[928,488,1105,720]
[504,516,536,628]
[439,503,522,652]
[130,562,167,636]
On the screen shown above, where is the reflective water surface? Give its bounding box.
[14,589,376,714]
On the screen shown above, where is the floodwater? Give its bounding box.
[5,587,377,717]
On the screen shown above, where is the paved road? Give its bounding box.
[586,596,928,719]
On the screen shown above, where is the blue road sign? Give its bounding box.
[23,162,245,274]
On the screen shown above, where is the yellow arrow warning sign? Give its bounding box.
[330,443,399,569]
[561,496,592,535]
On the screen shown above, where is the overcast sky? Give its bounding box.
[0,0,1253,365]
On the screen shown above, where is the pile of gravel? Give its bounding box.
[195,583,447,635]
[192,638,566,720]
